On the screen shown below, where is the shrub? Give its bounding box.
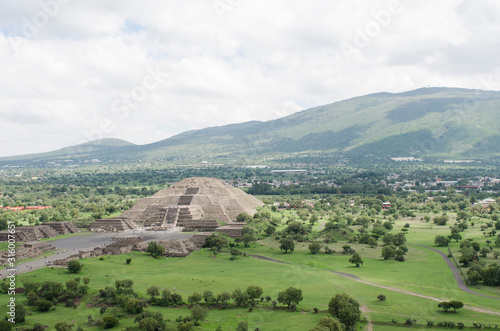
[126,258,132,265]
[32,323,45,331]
[55,322,74,331]
[36,299,53,312]
[377,294,386,301]
[103,316,119,329]
[67,260,83,273]
[0,320,12,331]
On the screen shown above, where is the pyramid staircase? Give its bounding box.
[91,217,139,232]
[143,205,169,228]
[45,222,81,234]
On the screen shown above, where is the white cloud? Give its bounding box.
[0,0,499,156]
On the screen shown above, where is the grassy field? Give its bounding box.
[1,246,499,330]
[1,206,499,330]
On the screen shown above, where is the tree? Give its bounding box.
[438,300,464,312]
[177,321,194,331]
[36,299,53,312]
[139,318,163,331]
[217,291,231,306]
[124,298,144,314]
[435,214,449,226]
[277,287,303,308]
[241,233,256,247]
[146,241,164,258]
[245,285,263,301]
[467,270,482,285]
[349,253,363,267]
[309,316,343,331]
[236,213,252,223]
[188,292,202,305]
[236,321,248,331]
[265,225,276,236]
[377,294,386,301]
[102,315,119,329]
[367,237,378,248]
[232,288,248,306]
[126,258,132,264]
[434,235,451,247]
[41,281,64,301]
[14,304,26,323]
[27,291,38,306]
[190,305,208,326]
[382,234,395,246]
[480,247,490,257]
[328,293,361,330]
[203,290,215,304]
[482,263,500,286]
[309,241,322,255]
[23,281,40,294]
[381,245,396,260]
[393,232,407,246]
[67,260,83,273]
[115,279,135,295]
[147,286,160,302]
[0,320,12,331]
[135,310,166,330]
[279,236,295,254]
[202,233,228,251]
[55,322,74,331]
[450,232,462,242]
[395,249,405,262]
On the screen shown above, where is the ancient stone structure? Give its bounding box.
[92,177,263,236]
[44,222,80,235]
[0,222,80,242]
[0,225,58,242]
[90,217,139,232]
[0,241,54,264]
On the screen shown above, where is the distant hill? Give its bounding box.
[3,88,500,163]
[1,138,135,161]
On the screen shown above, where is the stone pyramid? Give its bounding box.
[119,177,263,227]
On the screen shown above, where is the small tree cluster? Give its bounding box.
[438,300,464,313]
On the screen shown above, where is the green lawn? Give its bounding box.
[2,248,499,330]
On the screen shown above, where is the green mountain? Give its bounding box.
[1,138,135,161]
[3,88,500,163]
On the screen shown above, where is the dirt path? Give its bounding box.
[248,254,500,316]
[408,243,500,300]
[360,305,373,331]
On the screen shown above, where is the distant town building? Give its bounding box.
[270,169,307,174]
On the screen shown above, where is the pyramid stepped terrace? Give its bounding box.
[92,177,263,236]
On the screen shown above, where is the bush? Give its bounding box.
[126,258,132,265]
[54,322,74,331]
[0,320,12,331]
[32,323,45,331]
[377,294,386,301]
[65,299,76,308]
[36,299,53,312]
[177,321,194,331]
[236,321,248,331]
[103,315,119,329]
[67,260,83,273]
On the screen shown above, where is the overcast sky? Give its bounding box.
[1,0,500,157]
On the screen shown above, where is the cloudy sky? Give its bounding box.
[1,0,500,157]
